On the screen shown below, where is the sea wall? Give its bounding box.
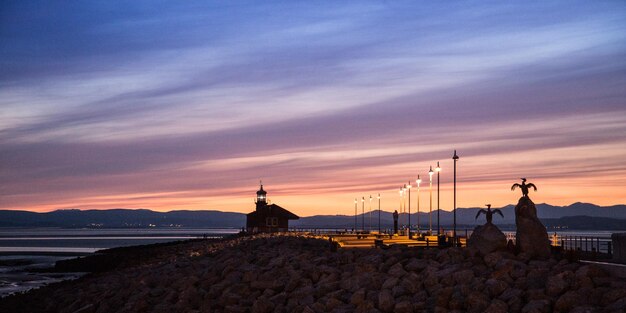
[0,233,625,313]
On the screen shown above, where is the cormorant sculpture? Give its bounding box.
[475,204,504,224]
[511,178,537,198]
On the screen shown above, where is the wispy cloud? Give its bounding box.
[1,1,625,213]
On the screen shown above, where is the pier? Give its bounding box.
[291,229,466,249]
[289,228,617,261]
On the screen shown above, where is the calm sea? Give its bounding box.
[0,227,239,297]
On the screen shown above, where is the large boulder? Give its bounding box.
[468,223,506,255]
[515,197,550,259]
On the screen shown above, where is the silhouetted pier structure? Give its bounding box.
[289,228,466,249]
[288,228,616,259]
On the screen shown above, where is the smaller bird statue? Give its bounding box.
[475,204,504,224]
[511,178,537,198]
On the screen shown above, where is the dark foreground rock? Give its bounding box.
[1,234,624,313]
[515,197,551,258]
[467,223,507,255]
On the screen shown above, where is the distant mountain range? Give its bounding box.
[0,209,245,228]
[0,202,625,230]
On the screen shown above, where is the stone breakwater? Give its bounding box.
[1,234,625,313]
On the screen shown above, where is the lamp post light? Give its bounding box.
[369,195,373,232]
[361,197,365,232]
[377,194,381,233]
[354,198,357,233]
[407,181,412,238]
[453,150,459,246]
[429,166,434,233]
[436,161,441,236]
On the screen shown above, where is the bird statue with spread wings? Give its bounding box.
[475,204,504,224]
[511,178,537,198]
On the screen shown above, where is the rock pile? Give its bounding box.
[515,197,551,258]
[1,233,624,313]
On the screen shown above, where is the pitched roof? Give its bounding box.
[247,203,299,220]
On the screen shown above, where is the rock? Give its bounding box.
[521,299,551,313]
[606,297,626,311]
[498,288,522,302]
[393,300,412,313]
[270,292,288,306]
[554,291,581,312]
[350,288,367,306]
[468,223,507,255]
[250,279,284,291]
[400,273,421,293]
[466,291,490,312]
[484,299,508,313]
[546,275,568,297]
[484,252,504,268]
[301,305,315,313]
[453,269,474,285]
[251,298,274,313]
[507,296,523,313]
[485,279,508,297]
[325,297,344,311]
[291,285,314,306]
[449,290,464,310]
[434,286,453,308]
[526,268,549,289]
[311,302,325,312]
[601,288,626,306]
[392,284,407,298]
[405,258,429,272]
[569,306,598,313]
[388,263,407,277]
[525,289,550,302]
[377,289,394,313]
[514,197,550,259]
[575,265,605,279]
[381,277,398,290]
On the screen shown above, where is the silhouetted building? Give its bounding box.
[246,183,299,233]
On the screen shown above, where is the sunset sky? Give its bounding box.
[1,1,625,216]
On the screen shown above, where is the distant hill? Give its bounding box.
[292,202,626,230]
[0,202,624,230]
[0,209,245,228]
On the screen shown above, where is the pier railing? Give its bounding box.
[503,231,613,257]
[558,235,612,256]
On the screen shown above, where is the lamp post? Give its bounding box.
[402,184,407,235]
[369,195,372,232]
[429,166,434,233]
[354,198,357,233]
[407,181,412,238]
[377,194,381,233]
[361,197,365,232]
[399,188,404,230]
[436,161,441,236]
[416,175,421,233]
[453,150,459,246]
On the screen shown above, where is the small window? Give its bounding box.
[266,217,278,227]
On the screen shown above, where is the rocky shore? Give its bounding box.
[1,233,625,313]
